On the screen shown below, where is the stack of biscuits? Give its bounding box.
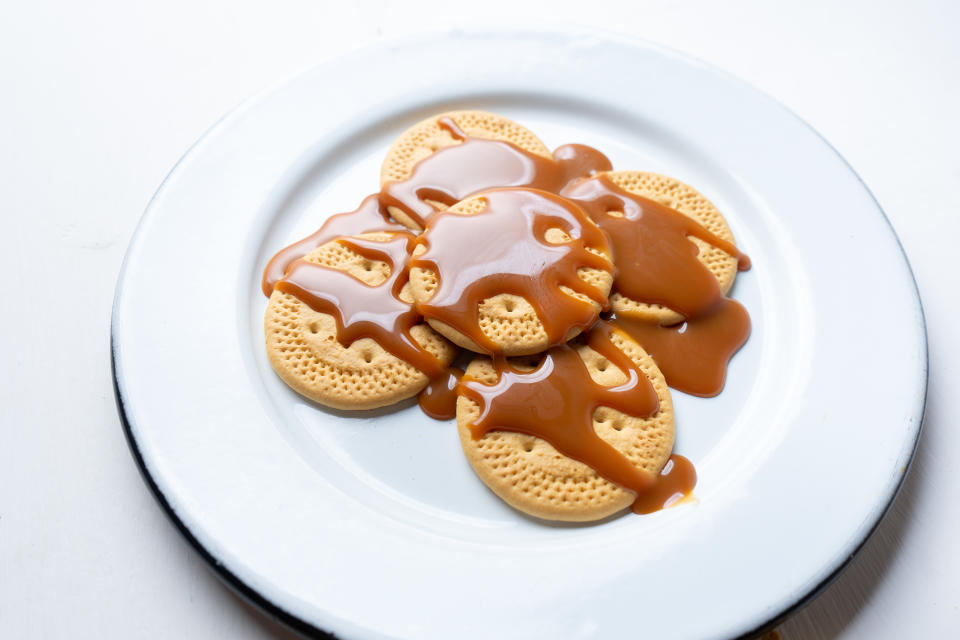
[264,111,744,522]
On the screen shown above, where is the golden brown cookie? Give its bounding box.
[264,232,457,410]
[379,110,552,230]
[603,170,740,325]
[408,191,614,356]
[456,329,675,522]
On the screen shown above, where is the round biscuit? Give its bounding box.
[264,232,457,410]
[602,170,740,324]
[456,329,675,522]
[380,110,552,231]
[409,194,614,356]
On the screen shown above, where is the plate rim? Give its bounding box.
[111,25,928,639]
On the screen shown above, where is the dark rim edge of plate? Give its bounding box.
[109,27,930,640]
[111,338,337,640]
[110,331,927,639]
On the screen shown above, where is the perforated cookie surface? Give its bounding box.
[379,110,552,230]
[456,330,675,522]
[264,232,457,410]
[603,171,739,324]
[408,193,614,356]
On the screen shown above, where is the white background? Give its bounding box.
[1,1,956,638]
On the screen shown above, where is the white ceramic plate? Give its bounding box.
[112,28,927,640]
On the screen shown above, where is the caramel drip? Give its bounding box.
[461,323,695,513]
[411,189,614,354]
[262,194,406,296]
[276,234,444,378]
[564,175,748,317]
[418,367,463,420]
[613,300,750,397]
[380,117,612,229]
[632,454,698,514]
[562,175,751,396]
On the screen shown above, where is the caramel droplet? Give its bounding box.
[418,367,463,420]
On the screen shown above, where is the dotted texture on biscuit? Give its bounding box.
[380,110,552,185]
[409,196,614,356]
[264,233,456,410]
[457,330,674,522]
[604,171,739,324]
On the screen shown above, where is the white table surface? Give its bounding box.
[1,1,956,637]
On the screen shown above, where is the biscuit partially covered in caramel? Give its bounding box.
[409,189,614,356]
[600,171,741,325]
[264,232,457,410]
[379,110,553,231]
[456,329,675,522]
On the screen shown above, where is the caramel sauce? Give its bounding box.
[410,188,613,353]
[262,115,758,514]
[632,454,698,514]
[461,322,694,514]
[261,194,406,297]
[276,233,445,378]
[613,300,750,397]
[418,367,463,420]
[380,116,612,229]
[564,175,748,316]
[562,175,751,397]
